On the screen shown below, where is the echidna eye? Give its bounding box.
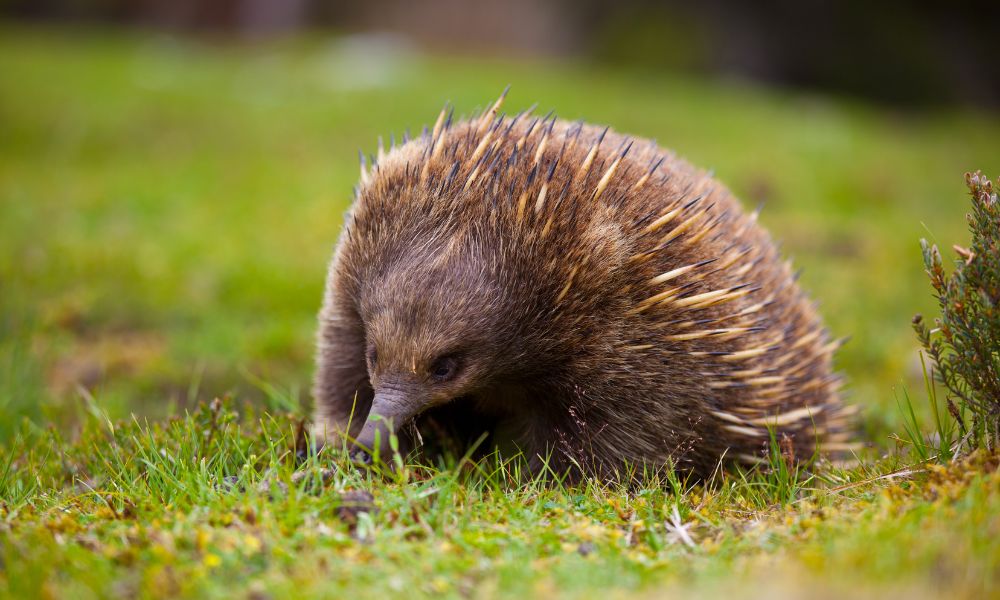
[366,345,377,367]
[429,355,459,382]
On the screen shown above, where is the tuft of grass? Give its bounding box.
[894,351,962,463]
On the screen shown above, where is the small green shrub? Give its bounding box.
[913,171,1000,452]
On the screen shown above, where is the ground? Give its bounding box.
[1,28,999,598]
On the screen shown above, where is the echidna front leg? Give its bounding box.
[311,288,373,451]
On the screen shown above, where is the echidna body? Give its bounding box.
[313,93,853,478]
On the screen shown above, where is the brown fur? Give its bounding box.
[313,93,854,479]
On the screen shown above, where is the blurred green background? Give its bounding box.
[0,5,997,445]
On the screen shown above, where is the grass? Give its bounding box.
[3,401,999,598]
[1,26,999,597]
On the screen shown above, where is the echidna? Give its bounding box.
[313,90,853,478]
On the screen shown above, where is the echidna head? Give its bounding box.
[351,240,524,461]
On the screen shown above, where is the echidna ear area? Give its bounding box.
[349,89,856,464]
